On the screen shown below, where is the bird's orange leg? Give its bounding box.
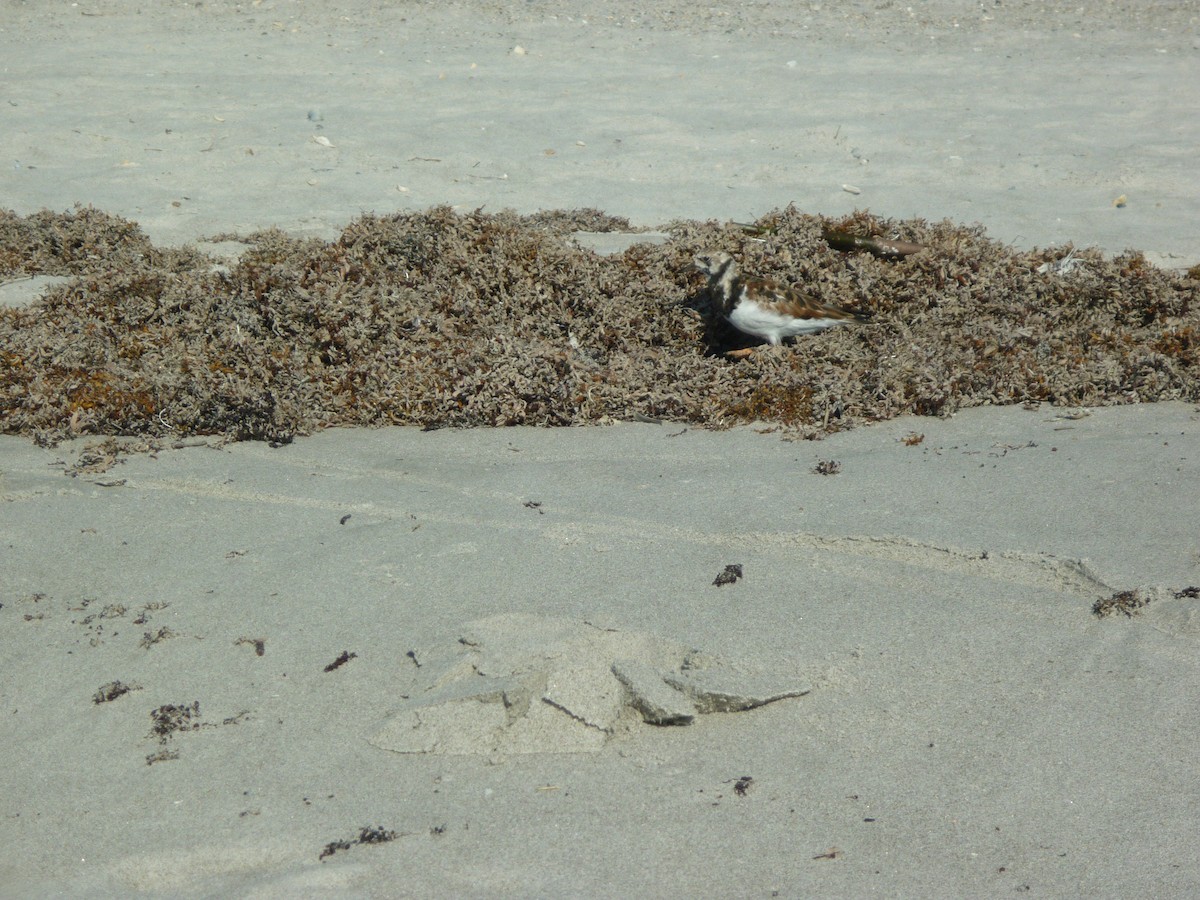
[725,347,757,359]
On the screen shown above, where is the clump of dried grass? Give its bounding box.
[1,204,1196,447]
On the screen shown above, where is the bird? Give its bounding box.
[693,251,871,357]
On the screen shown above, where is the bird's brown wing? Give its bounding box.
[743,278,871,323]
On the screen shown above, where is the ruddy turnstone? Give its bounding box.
[693,251,871,356]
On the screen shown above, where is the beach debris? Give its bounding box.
[324,650,358,672]
[149,701,202,742]
[1052,408,1092,421]
[62,437,129,476]
[368,613,812,755]
[144,704,248,765]
[1037,248,1087,276]
[319,826,400,862]
[1124,586,1200,637]
[1091,585,1200,630]
[235,636,266,657]
[841,184,861,195]
[7,205,1193,447]
[312,135,335,148]
[823,229,925,259]
[813,459,842,475]
[713,564,743,586]
[132,600,169,625]
[732,220,776,236]
[139,626,178,649]
[93,680,140,704]
[1092,589,1149,618]
[1113,194,1127,208]
[732,775,754,796]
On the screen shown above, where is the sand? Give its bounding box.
[2,1,1199,897]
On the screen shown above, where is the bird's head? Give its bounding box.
[692,250,735,278]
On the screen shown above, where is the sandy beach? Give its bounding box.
[2,1,1199,897]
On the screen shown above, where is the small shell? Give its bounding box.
[312,135,335,148]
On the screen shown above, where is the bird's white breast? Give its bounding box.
[727,297,844,343]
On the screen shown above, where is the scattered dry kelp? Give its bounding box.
[1,204,1196,446]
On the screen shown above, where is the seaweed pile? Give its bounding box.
[1,204,1196,446]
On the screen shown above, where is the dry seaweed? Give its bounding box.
[1092,589,1150,618]
[1,204,1196,446]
